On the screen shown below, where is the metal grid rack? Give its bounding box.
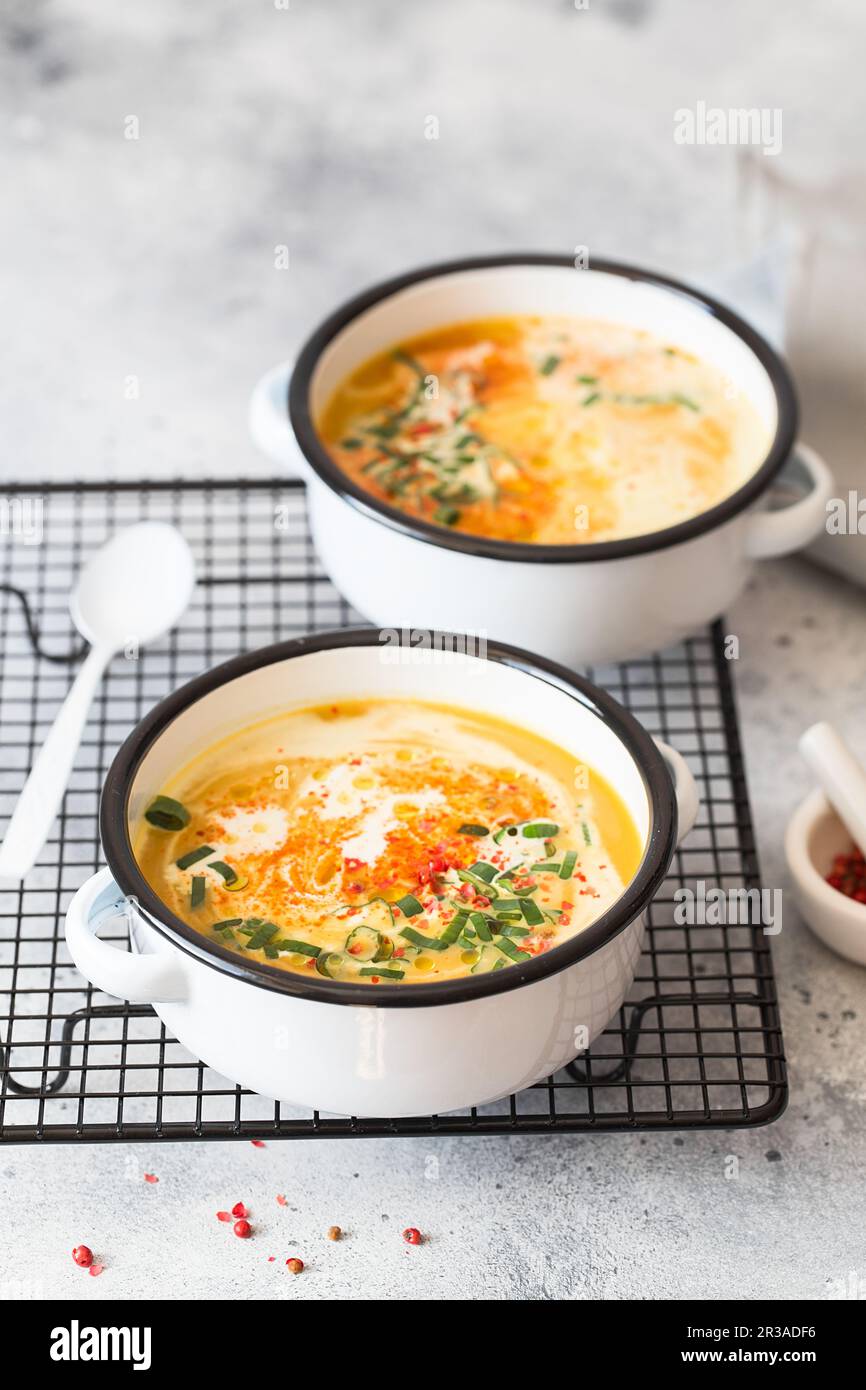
[0,479,786,1143]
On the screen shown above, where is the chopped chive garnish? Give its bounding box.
[468,861,498,883]
[539,355,560,376]
[492,897,521,914]
[582,392,601,407]
[175,845,215,870]
[145,796,190,831]
[494,935,532,962]
[359,966,405,980]
[344,925,382,961]
[246,922,279,951]
[560,850,578,879]
[519,897,545,927]
[190,876,206,909]
[399,926,448,952]
[395,893,423,918]
[469,912,493,942]
[208,860,239,884]
[439,910,468,945]
[457,823,489,837]
[581,822,592,846]
[576,374,599,385]
[521,822,560,839]
[274,938,321,958]
[456,868,500,898]
[315,951,343,978]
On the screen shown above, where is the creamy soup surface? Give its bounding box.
[136,700,643,985]
[320,316,771,544]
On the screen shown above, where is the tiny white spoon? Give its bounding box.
[0,522,195,880]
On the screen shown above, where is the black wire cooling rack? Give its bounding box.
[0,479,786,1143]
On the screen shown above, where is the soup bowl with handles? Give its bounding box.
[250,254,832,667]
[65,628,698,1118]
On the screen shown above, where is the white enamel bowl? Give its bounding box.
[250,255,833,666]
[66,630,698,1118]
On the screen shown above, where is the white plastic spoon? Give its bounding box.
[799,721,866,858]
[0,522,195,880]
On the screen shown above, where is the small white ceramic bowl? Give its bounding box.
[785,787,866,966]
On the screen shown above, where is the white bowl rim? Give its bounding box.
[288,252,799,565]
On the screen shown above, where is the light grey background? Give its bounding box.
[2,0,865,1301]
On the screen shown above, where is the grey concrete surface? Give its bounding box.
[1,0,865,1301]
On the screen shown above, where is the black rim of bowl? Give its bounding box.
[288,252,799,563]
[100,628,678,1008]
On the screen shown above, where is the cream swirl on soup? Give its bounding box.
[319,316,770,544]
[135,700,642,985]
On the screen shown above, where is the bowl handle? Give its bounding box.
[248,360,311,479]
[65,867,188,1004]
[744,442,833,560]
[654,740,700,846]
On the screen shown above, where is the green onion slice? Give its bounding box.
[359,966,405,980]
[344,925,382,962]
[469,861,498,882]
[246,922,279,951]
[494,935,532,962]
[469,911,493,942]
[457,823,489,837]
[190,875,206,909]
[315,952,343,979]
[519,897,545,927]
[560,850,578,879]
[439,910,468,946]
[521,821,560,839]
[213,917,243,931]
[175,845,215,870]
[395,893,424,918]
[399,926,448,952]
[208,860,239,885]
[274,938,321,958]
[145,796,190,832]
[456,867,500,898]
[498,922,531,939]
